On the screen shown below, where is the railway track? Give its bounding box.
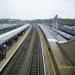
[1,26,44,75]
[28,27,44,75]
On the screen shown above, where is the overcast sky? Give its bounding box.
[0,0,75,20]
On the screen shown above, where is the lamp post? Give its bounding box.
[52,15,58,38]
[55,15,58,37]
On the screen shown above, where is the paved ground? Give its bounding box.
[38,27,56,75]
[59,38,75,64]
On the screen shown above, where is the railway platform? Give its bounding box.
[0,27,31,72]
[39,24,67,43]
[39,24,75,75]
[38,27,57,75]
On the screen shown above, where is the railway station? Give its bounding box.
[0,0,75,75]
[0,18,75,75]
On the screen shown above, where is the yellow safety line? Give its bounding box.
[47,47,57,75]
[38,27,57,75]
[39,32,46,75]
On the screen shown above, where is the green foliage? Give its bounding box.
[0,18,75,26]
[0,19,9,24]
[59,19,75,26]
[28,19,75,26]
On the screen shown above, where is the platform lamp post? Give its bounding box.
[52,17,55,35]
[53,15,58,38]
[55,15,58,37]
